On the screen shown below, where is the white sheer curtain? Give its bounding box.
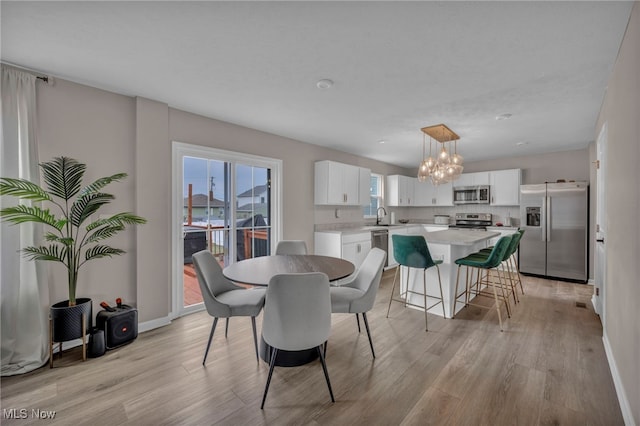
[1,65,50,375]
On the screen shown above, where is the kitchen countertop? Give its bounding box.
[424,229,500,246]
[315,223,449,235]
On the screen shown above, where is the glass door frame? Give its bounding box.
[171,141,283,317]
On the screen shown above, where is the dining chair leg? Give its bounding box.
[355,313,361,333]
[225,318,229,338]
[261,347,279,409]
[387,266,400,318]
[251,316,259,362]
[316,346,335,403]
[361,312,375,359]
[203,317,218,365]
[323,341,328,358]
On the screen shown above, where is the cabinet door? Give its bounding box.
[454,173,473,187]
[414,180,431,206]
[342,240,370,269]
[386,175,401,206]
[435,181,453,205]
[456,172,489,187]
[325,162,346,204]
[490,169,521,205]
[342,164,360,205]
[403,176,416,206]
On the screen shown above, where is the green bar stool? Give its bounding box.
[478,229,525,299]
[386,234,445,331]
[452,236,512,331]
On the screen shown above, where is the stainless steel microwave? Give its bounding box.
[453,185,490,204]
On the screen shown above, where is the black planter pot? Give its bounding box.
[50,298,92,342]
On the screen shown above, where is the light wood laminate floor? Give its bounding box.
[1,271,623,425]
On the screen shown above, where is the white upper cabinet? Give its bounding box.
[314,160,371,205]
[387,175,416,206]
[415,180,453,206]
[489,169,521,205]
[454,171,489,187]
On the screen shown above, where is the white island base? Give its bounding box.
[397,229,500,319]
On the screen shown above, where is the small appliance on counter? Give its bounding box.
[434,215,450,225]
[449,213,492,230]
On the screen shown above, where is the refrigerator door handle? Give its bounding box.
[541,197,547,242]
[546,196,551,242]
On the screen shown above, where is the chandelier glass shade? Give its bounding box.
[417,124,464,185]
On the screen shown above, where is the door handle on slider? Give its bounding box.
[596,238,604,243]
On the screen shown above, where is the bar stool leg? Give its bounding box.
[435,265,446,318]
[386,266,400,318]
[422,269,428,331]
[453,265,462,318]
[491,268,504,332]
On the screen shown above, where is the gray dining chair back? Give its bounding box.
[330,248,386,358]
[260,272,334,408]
[192,250,266,365]
[275,240,308,255]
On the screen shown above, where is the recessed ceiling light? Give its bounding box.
[496,113,513,121]
[378,140,386,144]
[516,141,529,146]
[316,79,334,89]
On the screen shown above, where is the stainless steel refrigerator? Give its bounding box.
[519,182,588,282]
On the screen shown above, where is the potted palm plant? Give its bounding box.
[0,156,146,345]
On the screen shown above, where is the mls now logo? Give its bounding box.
[3,408,56,419]
[3,409,27,419]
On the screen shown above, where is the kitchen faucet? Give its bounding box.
[376,207,388,225]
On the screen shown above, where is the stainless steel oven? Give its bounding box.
[371,229,389,267]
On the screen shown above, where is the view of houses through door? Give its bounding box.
[172,143,282,316]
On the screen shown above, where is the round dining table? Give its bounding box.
[222,254,355,366]
[222,254,355,286]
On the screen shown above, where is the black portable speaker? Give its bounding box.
[96,305,138,349]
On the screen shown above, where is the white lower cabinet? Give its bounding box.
[314,231,372,271]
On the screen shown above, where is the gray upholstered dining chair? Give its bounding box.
[192,250,266,365]
[274,240,308,255]
[329,248,387,358]
[260,272,334,409]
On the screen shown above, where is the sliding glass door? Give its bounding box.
[173,142,282,315]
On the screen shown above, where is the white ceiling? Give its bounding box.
[1,1,634,168]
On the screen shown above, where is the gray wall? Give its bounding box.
[595,2,639,423]
[35,77,405,322]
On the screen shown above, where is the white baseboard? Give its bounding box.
[52,316,172,354]
[602,332,636,426]
[138,316,172,333]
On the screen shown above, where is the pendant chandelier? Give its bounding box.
[417,124,464,185]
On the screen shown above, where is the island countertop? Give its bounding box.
[424,229,500,246]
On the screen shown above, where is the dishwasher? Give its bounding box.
[371,229,389,267]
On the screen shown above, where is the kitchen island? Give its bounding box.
[397,229,500,318]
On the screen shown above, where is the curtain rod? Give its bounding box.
[1,61,50,83]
